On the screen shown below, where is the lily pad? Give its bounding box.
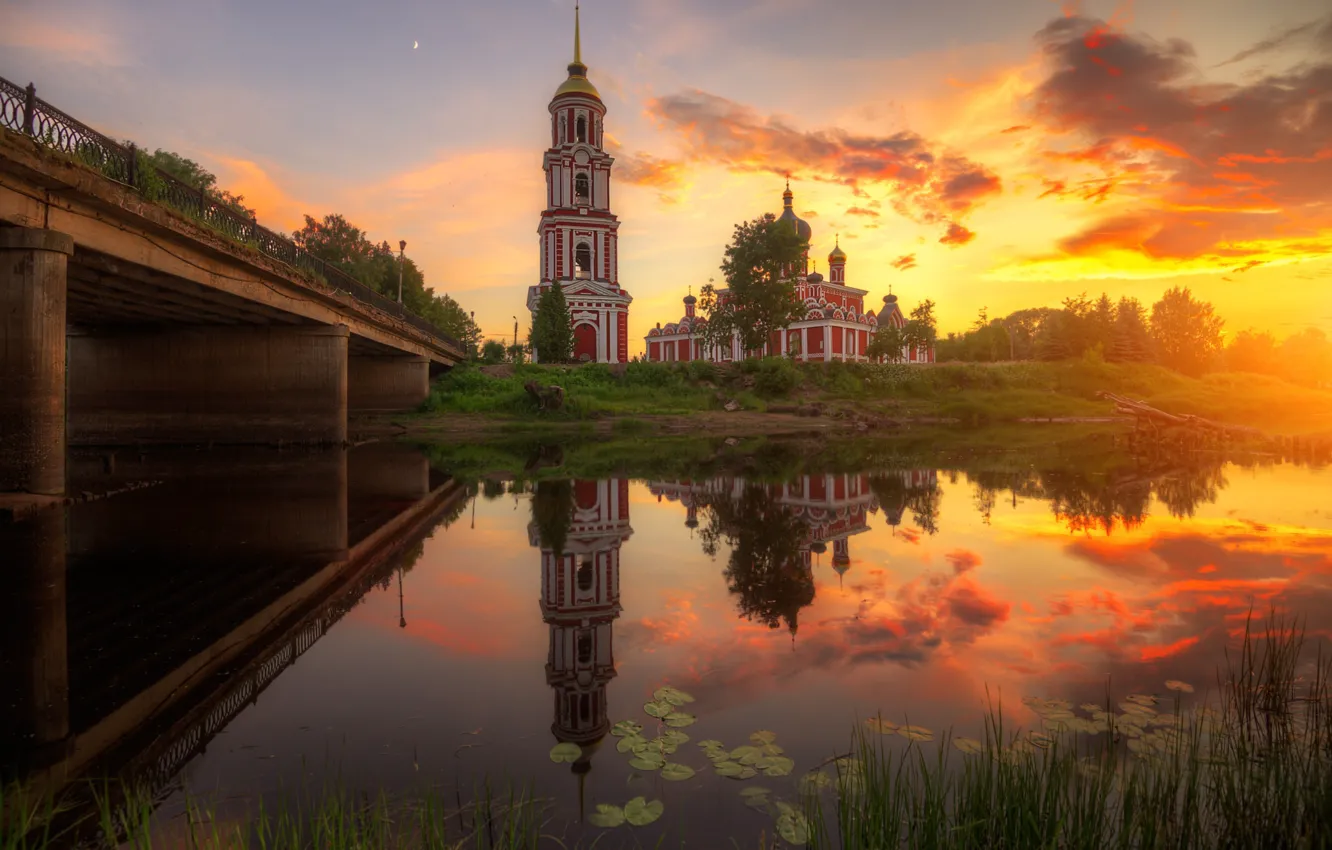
[588,804,625,828]
[661,729,691,747]
[1125,694,1158,707]
[624,797,664,827]
[762,756,795,777]
[617,735,644,754]
[897,725,934,742]
[750,730,777,744]
[798,771,833,794]
[629,751,665,771]
[1030,732,1054,749]
[654,686,695,706]
[697,739,724,749]
[644,700,674,718]
[731,745,761,762]
[661,762,696,781]
[664,712,697,728]
[714,761,745,777]
[777,811,811,845]
[549,742,581,763]
[740,786,771,798]
[611,720,643,738]
[953,737,983,755]
[865,717,898,734]
[730,767,758,780]
[1165,680,1195,693]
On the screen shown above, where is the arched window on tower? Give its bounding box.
[577,558,594,592]
[576,115,587,143]
[577,631,592,665]
[575,242,593,279]
[574,173,590,204]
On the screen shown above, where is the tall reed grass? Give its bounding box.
[808,609,1332,849]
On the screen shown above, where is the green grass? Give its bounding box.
[417,360,1332,434]
[805,609,1332,849]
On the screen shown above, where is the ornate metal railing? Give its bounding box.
[0,76,463,355]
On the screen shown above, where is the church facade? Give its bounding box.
[526,7,631,364]
[644,183,935,365]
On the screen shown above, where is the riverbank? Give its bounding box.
[358,359,1332,441]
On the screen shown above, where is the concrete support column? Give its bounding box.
[68,325,348,446]
[1,229,74,495]
[801,328,808,363]
[0,509,69,768]
[609,310,618,364]
[824,327,832,362]
[349,355,429,412]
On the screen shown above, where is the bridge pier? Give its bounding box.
[349,354,430,412]
[0,509,69,771]
[68,325,349,446]
[0,228,73,495]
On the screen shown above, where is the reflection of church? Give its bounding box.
[528,480,631,774]
[648,474,876,585]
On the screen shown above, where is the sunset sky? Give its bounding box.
[4,0,1330,349]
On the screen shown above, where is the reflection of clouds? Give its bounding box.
[618,592,699,653]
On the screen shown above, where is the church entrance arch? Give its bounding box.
[574,322,598,362]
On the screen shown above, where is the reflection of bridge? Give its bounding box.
[1,79,463,500]
[0,444,468,805]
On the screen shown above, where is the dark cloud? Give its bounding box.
[945,549,982,573]
[939,222,976,246]
[1025,14,1332,264]
[645,88,1000,242]
[891,253,918,271]
[845,205,880,217]
[1001,124,1031,134]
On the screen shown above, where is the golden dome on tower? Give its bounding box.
[828,235,847,262]
[553,4,602,101]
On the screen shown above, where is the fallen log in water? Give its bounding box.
[1095,392,1265,439]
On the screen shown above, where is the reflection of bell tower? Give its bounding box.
[832,538,851,588]
[530,479,632,771]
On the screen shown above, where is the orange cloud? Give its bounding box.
[643,89,1000,242]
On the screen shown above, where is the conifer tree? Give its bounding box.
[1109,297,1153,362]
[529,284,574,364]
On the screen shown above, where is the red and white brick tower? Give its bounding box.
[526,5,632,363]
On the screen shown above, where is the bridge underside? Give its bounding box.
[1,135,459,496]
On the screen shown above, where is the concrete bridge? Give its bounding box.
[0,79,465,498]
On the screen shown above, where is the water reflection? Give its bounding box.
[2,434,1328,842]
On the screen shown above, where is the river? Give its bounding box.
[2,430,1329,845]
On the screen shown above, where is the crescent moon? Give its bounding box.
[413,40,419,49]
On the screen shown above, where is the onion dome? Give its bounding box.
[883,293,898,305]
[554,5,601,100]
[810,541,827,555]
[806,271,824,283]
[777,178,812,243]
[829,235,847,263]
[683,293,697,305]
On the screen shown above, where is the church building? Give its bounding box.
[644,182,934,365]
[526,6,631,364]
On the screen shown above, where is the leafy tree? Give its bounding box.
[1225,329,1280,375]
[530,480,573,556]
[1109,297,1153,362]
[1150,287,1224,376]
[867,322,906,363]
[480,340,507,364]
[700,213,807,355]
[529,284,574,364]
[289,214,478,345]
[698,483,814,634]
[507,343,528,364]
[1277,328,1332,388]
[144,148,255,216]
[1089,293,1116,353]
[902,299,938,359]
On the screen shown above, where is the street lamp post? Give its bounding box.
[396,239,407,304]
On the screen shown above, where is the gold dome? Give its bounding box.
[553,4,601,101]
[829,235,847,262]
[554,72,601,100]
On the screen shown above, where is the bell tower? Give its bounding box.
[526,3,632,364]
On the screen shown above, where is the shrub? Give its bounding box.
[753,357,802,397]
